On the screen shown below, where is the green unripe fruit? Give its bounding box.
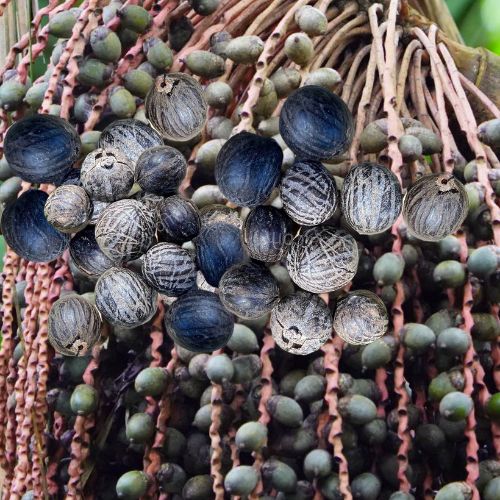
[484,477,500,500]
[185,50,225,78]
[468,246,499,279]
[49,104,61,116]
[192,403,212,431]
[270,67,301,97]
[0,157,14,181]
[303,449,333,479]
[235,421,267,451]
[80,130,101,155]
[438,414,466,441]
[359,418,387,446]
[0,80,27,111]
[224,465,259,495]
[61,355,91,383]
[207,116,234,140]
[146,40,173,70]
[110,87,136,118]
[478,118,500,148]
[439,391,474,421]
[284,32,314,66]
[195,139,225,173]
[464,160,478,182]
[23,82,48,109]
[338,394,377,425]
[485,393,500,421]
[360,120,387,153]
[232,354,262,383]
[119,5,152,33]
[266,395,304,427]
[373,253,405,286]
[319,473,342,500]
[126,412,155,443]
[48,11,78,38]
[340,423,358,449]
[204,81,233,109]
[402,323,436,354]
[188,354,210,381]
[116,470,148,499]
[262,458,297,493]
[398,134,422,161]
[438,235,461,261]
[425,308,461,335]
[436,327,470,356]
[361,339,392,370]
[405,126,443,154]
[227,324,259,354]
[435,482,473,500]
[258,116,280,137]
[118,27,139,47]
[415,423,446,453]
[103,1,121,23]
[70,384,98,415]
[380,284,396,305]
[54,389,72,416]
[429,370,465,402]
[389,494,415,500]
[182,475,213,500]
[350,472,381,500]
[0,177,22,204]
[157,462,187,493]
[206,354,234,383]
[477,460,500,492]
[74,93,96,123]
[21,491,34,500]
[190,0,220,15]
[13,342,24,364]
[77,58,113,87]
[280,369,307,397]
[90,27,122,62]
[471,313,500,341]
[304,68,341,91]
[225,35,264,64]
[295,5,328,36]
[433,260,466,288]
[123,69,154,98]
[162,427,186,459]
[348,379,381,403]
[294,374,326,403]
[253,79,278,118]
[135,367,169,397]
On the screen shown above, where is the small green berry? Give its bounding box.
[225,35,264,64]
[485,393,500,421]
[439,391,474,421]
[48,10,78,38]
[116,470,148,499]
[204,81,233,108]
[295,5,328,36]
[110,87,136,118]
[126,412,155,443]
[123,69,154,98]
[77,58,113,87]
[70,384,98,415]
[284,32,314,66]
[185,50,225,78]
[119,5,152,33]
[146,39,173,70]
[90,27,122,62]
[134,367,169,397]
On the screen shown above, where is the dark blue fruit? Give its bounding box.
[195,222,247,287]
[1,189,70,262]
[165,289,234,352]
[279,85,353,160]
[3,114,81,184]
[215,132,283,207]
[157,195,201,244]
[243,206,292,262]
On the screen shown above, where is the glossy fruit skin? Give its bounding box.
[136,146,187,196]
[279,85,353,160]
[195,222,247,287]
[4,114,81,184]
[342,162,402,234]
[1,189,70,262]
[145,73,207,142]
[439,391,474,421]
[215,132,283,207]
[403,173,468,241]
[243,206,292,262]
[126,412,155,443]
[270,291,333,355]
[219,262,279,319]
[281,159,338,225]
[98,118,163,164]
[70,384,98,415]
[333,290,388,345]
[116,470,148,499]
[142,242,197,296]
[157,195,201,244]
[286,226,359,293]
[48,295,102,356]
[485,393,500,421]
[95,267,158,327]
[134,367,168,397]
[165,289,234,352]
[69,225,118,277]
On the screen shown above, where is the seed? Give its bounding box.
[96,267,158,327]
[90,26,122,62]
[146,39,173,70]
[439,391,474,421]
[156,195,201,244]
[294,374,326,403]
[415,423,446,454]
[77,58,113,87]
[483,477,500,500]
[23,82,48,109]
[118,5,151,33]
[468,245,499,279]
[185,50,225,78]
[318,473,342,499]
[338,394,377,425]
[70,384,98,415]
[303,449,333,479]
[471,313,500,341]
[210,30,232,58]
[402,323,436,354]
[116,470,148,499]
[235,421,267,451]
[169,16,194,51]
[224,465,259,496]
[206,354,234,383]
[232,354,262,383]
[195,139,226,181]
[436,327,470,356]
[227,324,259,354]
[48,10,78,38]
[398,134,423,161]
[207,116,233,139]
[162,427,187,460]
[123,69,153,98]
[182,474,213,500]
[109,87,136,118]
[361,339,392,369]
[360,418,387,446]
[304,68,341,90]
[225,35,264,64]
[266,395,303,427]
[270,67,301,97]
[405,126,443,154]
[126,412,155,443]
[80,130,101,155]
[351,472,381,500]
[295,5,327,35]
[262,458,297,493]
[0,176,22,204]
[284,32,314,66]
[134,367,168,397]
[146,73,207,142]
[270,291,333,355]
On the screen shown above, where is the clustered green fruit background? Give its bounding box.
[0,0,500,499]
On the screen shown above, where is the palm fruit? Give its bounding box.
[359,418,387,446]
[145,38,173,70]
[270,67,301,97]
[190,0,220,16]
[109,87,136,118]
[123,69,153,98]
[471,313,500,341]
[318,473,342,499]
[0,79,27,111]
[134,367,169,397]
[157,463,187,494]
[477,460,500,492]
[425,308,462,334]
[468,246,499,279]
[13,342,24,364]
[338,394,377,425]
[224,465,259,496]
[428,370,465,401]
[188,354,210,381]
[478,118,500,148]
[226,324,259,354]
[389,492,415,500]
[225,35,264,64]
[74,93,96,123]
[257,116,280,137]
[280,369,307,397]
[415,423,446,453]
[303,449,333,479]
[80,130,101,155]
[436,327,470,356]
[185,50,225,78]
[116,470,148,499]
[405,126,443,154]
[182,474,213,499]
[350,472,381,500]
[438,235,462,260]
[295,5,328,36]
[253,79,278,119]
[373,252,405,286]
[126,412,155,443]
[266,395,304,427]
[235,421,267,451]
[387,404,421,431]
[118,5,151,33]
[348,379,381,403]
[360,119,388,153]
[435,482,473,500]
[304,68,341,91]
[398,134,422,161]
[70,384,98,415]
[0,156,14,181]
[232,354,262,383]
[439,391,474,421]
[401,323,436,354]
[284,32,314,66]
[77,58,113,87]
[90,27,122,62]
[61,356,91,384]
[0,177,22,204]
[433,260,467,288]
[48,10,78,38]
[204,81,233,109]
[262,458,297,493]
[294,375,326,403]
[205,354,234,383]
[23,82,48,109]
[161,427,187,460]
[361,339,392,370]
[484,477,500,500]
[485,393,500,421]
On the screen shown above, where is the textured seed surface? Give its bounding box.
[270,291,332,355]
[286,226,359,293]
[96,267,158,327]
[333,290,388,345]
[403,173,468,241]
[81,147,135,202]
[95,199,156,262]
[157,195,201,243]
[342,162,402,234]
[145,73,207,141]
[142,242,197,296]
[48,295,102,356]
[281,159,338,225]
[98,118,163,163]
